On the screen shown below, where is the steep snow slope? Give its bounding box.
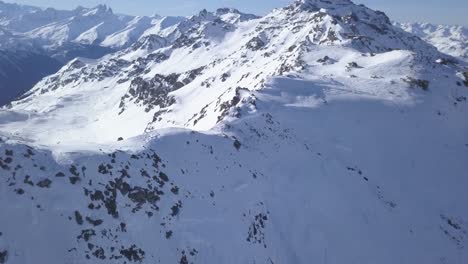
[100,16,161,49]
[395,22,468,61]
[0,0,468,263]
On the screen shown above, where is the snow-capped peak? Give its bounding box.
[292,0,353,10]
[80,4,114,17]
[215,8,260,23]
[264,0,438,56]
[215,7,243,15]
[3,0,464,149]
[188,8,259,24]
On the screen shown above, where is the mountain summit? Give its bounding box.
[0,0,459,145]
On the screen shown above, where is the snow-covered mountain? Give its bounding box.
[0,0,468,263]
[0,1,258,50]
[0,1,257,106]
[0,1,146,49]
[395,22,468,61]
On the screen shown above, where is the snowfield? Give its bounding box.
[0,0,468,263]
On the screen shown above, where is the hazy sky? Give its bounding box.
[4,0,468,26]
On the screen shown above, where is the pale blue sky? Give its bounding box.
[4,0,468,26]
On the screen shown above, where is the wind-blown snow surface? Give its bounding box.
[1,0,468,263]
[395,22,468,62]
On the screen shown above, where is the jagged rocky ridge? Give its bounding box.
[0,0,468,263]
[0,1,257,106]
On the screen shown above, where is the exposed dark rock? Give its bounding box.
[69,176,81,185]
[0,250,7,264]
[23,175,34,186]
[247,213,269,247]
[86,217,103,227]
[455,96,467,103]
[317,56,331,63]
[120,245,145,262]
[158,172,169,182]
[55,172,65,177]
[217,87,246,123]
[233,140,242,150]
[74,211,84,225]
[346,62,362,71]
[322,30,339,43]
[171,201,182,217]
[441,215,462,230]
[171,186,179,195]
[120,222,127,232]
[103,184,119,218]
[36,179,52,188]
[24,148,35,158]
[463,71,468,87]
[78,229,96,242]
[93,247,106,260]
[98,164,111,175]
[179,254,188,264]
[69,165,80,176]
[115,179,131,195]
[288,45,297,52]
[221,73,230,82]
[128,187,160,205]
[402,77,430,91]
[173,35,199,49]
[132,34,168,51]
[90,190,104,201]
[246,37,265,51]
[119,75,179,113]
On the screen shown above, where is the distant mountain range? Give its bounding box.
[0,1,183,105]
[0,0,466,106]
[395,22,467,61]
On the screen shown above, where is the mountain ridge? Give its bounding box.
[2,0,463,147]
[0,2,258,106]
